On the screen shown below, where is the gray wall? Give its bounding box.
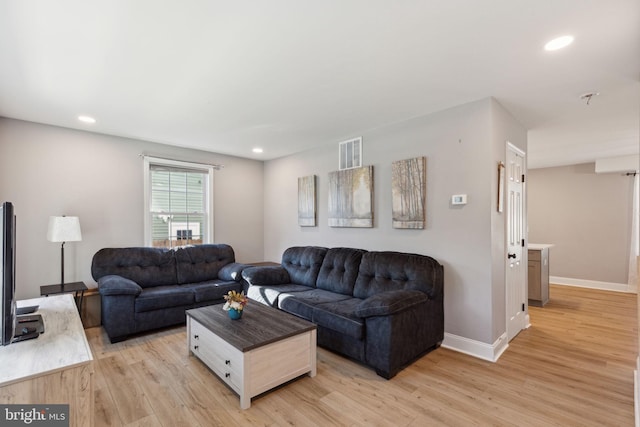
[262,98,527,345]
[528,163,634,284]
[0,118,264,299]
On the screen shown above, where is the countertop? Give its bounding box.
[528,243,554,250]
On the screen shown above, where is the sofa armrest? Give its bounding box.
[219,262,248,282]
[98,275,143,296]
[355,290,428,318]
[242,266,291,286]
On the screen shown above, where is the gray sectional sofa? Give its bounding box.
[242,246,444,379]
[91,244,246,343]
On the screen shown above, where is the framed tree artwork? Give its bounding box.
[392,156,426,229]
[298,175,317,226]
[328,166,373,227]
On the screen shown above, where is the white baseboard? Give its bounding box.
[633,357,640,427]
[550,276,636,293]
[442,332,508,362]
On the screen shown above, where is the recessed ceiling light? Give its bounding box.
[544,35,574,51]
[252,148,263,153]
[78,115,96,124]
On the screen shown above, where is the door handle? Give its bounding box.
[507,253,516,259]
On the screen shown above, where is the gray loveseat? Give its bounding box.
[241,246,444,379]
[91,244,246,343]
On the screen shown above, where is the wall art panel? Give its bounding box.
[392,156,426,229]
[328,166,373,227]
[298,175,317,226]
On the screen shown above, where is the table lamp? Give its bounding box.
[47,215,82,288]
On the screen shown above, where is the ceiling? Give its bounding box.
[0,1,638,169]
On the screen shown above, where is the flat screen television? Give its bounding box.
[1,201,17,346]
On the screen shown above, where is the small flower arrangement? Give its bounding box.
[223,290,248,312]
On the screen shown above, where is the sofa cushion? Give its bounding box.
[92,247,177,288]
[279,288,352,320]
[355,290,428,318]
[354,251,442,300]
[242,266,290,286]
[175,244,236,284]
[181,280,243,303]
[98,275,142,296]
[281,246,327,287]
[135,286,195,313]
[311,298,365,339]
[218,262,245,282]
[246,284,312,307]
[316,247,366,295]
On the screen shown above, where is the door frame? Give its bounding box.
[505,141,530,341]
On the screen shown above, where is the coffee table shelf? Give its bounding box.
[186,302,316,409]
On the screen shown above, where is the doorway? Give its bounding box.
[506,142,527,341]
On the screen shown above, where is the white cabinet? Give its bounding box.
[0,295,94,427]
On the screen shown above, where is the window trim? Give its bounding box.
[143,156,214,247]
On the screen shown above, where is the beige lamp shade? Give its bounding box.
[47,216,82,242]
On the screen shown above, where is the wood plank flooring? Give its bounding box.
[87,285,637,426]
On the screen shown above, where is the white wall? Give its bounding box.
[263,98,526,347]
[0,118,264,299]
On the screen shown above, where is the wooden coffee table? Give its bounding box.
[186,302,317,409]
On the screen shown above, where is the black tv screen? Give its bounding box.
[1,201,16,346]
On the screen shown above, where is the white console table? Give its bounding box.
[0,294,94,427]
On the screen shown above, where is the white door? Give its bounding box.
[506,142,527,341]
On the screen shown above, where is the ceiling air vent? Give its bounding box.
[339,137,362,170]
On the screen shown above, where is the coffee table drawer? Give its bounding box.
[189,319,242,391]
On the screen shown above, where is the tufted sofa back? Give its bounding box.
[281,246,327,287]
[353,251,443,300]
[175,244,235,284]
[91,247,177,288]
[316,247,367,295]
[91,244,237,288]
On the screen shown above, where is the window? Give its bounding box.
[143,157,214,248]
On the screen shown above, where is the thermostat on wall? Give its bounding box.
[451,194,467,205]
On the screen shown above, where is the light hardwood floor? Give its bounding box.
[86,285,637,426]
